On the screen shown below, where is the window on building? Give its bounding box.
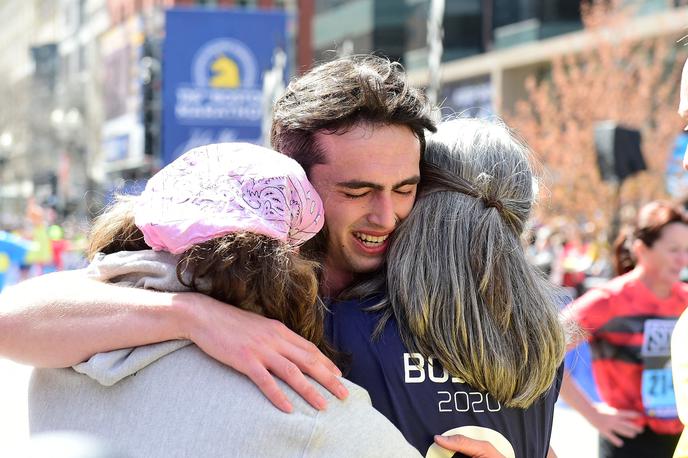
[541,0,581,22]
[316,0,351,13]
[493,0,538,28]
[443,0,483,59]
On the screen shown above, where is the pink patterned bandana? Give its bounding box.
[134,143,324,254]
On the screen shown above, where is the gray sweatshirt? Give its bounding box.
[28,251,421,458]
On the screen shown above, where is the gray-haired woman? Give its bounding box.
[327,118,568,458]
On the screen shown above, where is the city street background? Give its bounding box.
[3,0,688,456]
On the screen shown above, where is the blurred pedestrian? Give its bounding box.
[559,224,593,298]
[560,201,688,458]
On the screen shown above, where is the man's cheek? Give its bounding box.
[398,202,415,220]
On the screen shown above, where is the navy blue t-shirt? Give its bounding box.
[326,297,563,458]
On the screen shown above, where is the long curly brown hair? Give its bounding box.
[87,195,332,358]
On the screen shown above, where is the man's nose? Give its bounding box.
[368,194,397,229]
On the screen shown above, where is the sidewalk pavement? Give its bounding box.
[550,402,599,458]
[0,358,32,455]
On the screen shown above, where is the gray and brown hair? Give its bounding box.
[87,195,332,359]
[270,54,436,175]
[353,118,566,408]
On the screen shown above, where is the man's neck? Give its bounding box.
[321,263,354,299]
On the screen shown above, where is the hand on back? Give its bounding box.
[434,434,507,458]
[181,292,348,412]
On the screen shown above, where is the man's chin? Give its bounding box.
[349,256,385,275]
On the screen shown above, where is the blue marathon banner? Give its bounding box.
[162,8,290,165]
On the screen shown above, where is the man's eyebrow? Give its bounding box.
[336,180,384,191]
[335,175,420,191]
[392,175,421,189]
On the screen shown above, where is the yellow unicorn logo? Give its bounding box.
[0,253,9,273]
[210,54,240,88]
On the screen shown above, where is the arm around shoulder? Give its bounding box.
[0,268,347,413]
[0,269,190,367]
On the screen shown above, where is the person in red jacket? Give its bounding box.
[560,201,688,458]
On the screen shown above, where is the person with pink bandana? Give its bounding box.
[28,142,425,457]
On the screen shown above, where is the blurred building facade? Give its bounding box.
[414,0,688,117]
[1,0,687,224]
[312,0,688,116]
[1,0,115,225]
[0,1,60,226]
[0,0,308,225]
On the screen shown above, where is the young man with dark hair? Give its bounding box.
[271,55,435,297]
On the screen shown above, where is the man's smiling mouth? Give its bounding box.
[353,232,389,247]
